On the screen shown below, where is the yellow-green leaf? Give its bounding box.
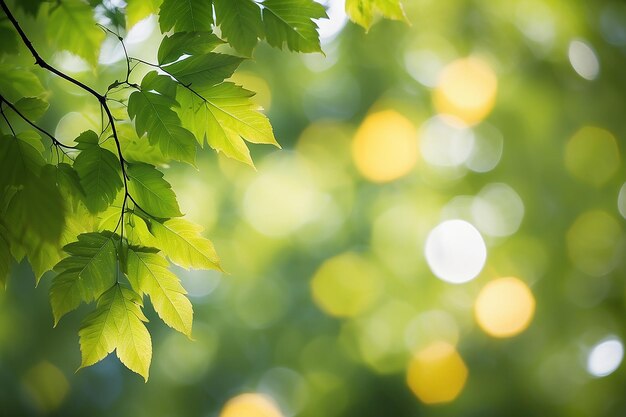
[127,249,193,336]
[79,285,151,381]
[47,0,105,66]
[345,0,408,30]
[150,218,221,271]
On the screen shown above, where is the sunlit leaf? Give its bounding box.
[159,0,213,32]
[79,284,151,381]
[128,72,197,164]
[213,0,263,56]
[127,248,193,336]
[127,163,182,218]
[126,0,162,29]
[345,0,408,30]
[164,53,244,88]
[149,218,221,271]
[158,32,224,65]
[177,82,277,166]
[47,0,105,66]
[261,0,327,53]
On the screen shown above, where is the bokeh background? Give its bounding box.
[2,0,626,416]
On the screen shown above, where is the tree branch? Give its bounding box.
[0,0,131,241]
[0,94,75,149]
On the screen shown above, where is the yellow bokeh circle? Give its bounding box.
[351,110,418,183]
[474,277,536,338]
[406,341,468,404]
[310,252,382,318]
[433,57,498,125]
[220,393,283,417]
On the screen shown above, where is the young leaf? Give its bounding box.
[126,0,163,29]
[49,232,117,324]
[164,54,244,88]
[149,218,222,271]
[213,0,263,56]
[127,163,182,218]
[345,0,408,30]
[47,0,105,66]
[261,0,327,53]
[158,32,224,65]
[159,0,213,32]
[127,73,196,164]
[79,284,152,381]
[177,82,278,166]
[73,131,124,213]
[127,248,193,336]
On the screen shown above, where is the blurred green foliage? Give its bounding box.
[1,0,626,416]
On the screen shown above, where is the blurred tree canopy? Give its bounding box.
[1,0,626,417]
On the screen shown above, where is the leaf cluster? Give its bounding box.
[0,0,406,380]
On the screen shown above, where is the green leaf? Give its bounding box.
[73,131,124,213]
[3,169,66,244]
[126,0,163,29]
[14,97,49,121]
[127,248,193,336]
[214,0,263,56]
[164,54,244,88]
[79,284,151,381]
[127,163,182,218]
[0,134,45,191]
[116,123,170,166]
[56,163,86,201]
[0,26,18,55]
[177,82,278,166]
[159,0,213,32]
[158,32,224,65]
[0,65,45,101]
[128,73,197,164]
[149,218,221,271]
[261,0,327,53]
[47,0,105,67]
[49,232,118,324]
[345,0,408,30]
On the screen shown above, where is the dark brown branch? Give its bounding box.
[0,94,75,149]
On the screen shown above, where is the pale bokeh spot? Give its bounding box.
[474,277,536,338]
[587,337,624,377]
[406,341,468,404]
[311,252,382,318]
[351,110,418,183]
[568,39,600,80]
[424,220,487,284]
[433,57,498,125]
